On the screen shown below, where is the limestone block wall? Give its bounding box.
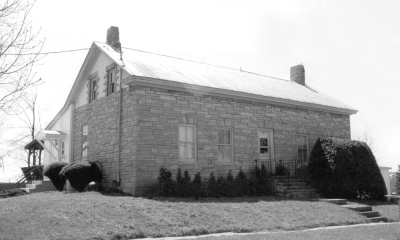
[74,84,351,196]
[131,85,351,195]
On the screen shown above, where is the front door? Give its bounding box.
[258,129,274,173]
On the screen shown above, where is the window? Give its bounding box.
[107,67,115,96]
[178,125,196,161]
[82,125,88,158]
[90,78,97,102]
[218,128,233,162]
[61,140,65,159]
[297,135,308,162]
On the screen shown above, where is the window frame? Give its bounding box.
[217,127,234,163]
[107,67,116,96]
[89,77,97,102]
[178,124,197,162]
[82,125,88,159]
[297,134,308,163]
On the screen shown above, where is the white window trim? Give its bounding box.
[82,125,88,160]
[178,124,197,162]
[217,127,234,163]
[107,67,116,96]
[297,134,309,162]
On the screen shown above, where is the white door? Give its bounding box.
[258,129,274,173]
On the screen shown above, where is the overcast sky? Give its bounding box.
[2,0,400,180]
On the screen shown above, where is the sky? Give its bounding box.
[1,0,400,180]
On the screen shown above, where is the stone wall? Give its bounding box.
[74,84,351,196]
[131,85,350,195]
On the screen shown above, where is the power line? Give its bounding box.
[1,47,95,55]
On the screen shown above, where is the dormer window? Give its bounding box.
[107,66,116,96]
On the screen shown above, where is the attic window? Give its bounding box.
[107,66,116,96]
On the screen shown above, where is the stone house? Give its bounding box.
[38,27,357,195]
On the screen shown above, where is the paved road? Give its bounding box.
[146,222,400,240]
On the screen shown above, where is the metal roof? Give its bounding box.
[95,42,357,114]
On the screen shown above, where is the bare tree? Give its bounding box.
[0,0,44,114]
[353,127,376,153]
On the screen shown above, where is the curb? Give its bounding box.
[138,222,400,240]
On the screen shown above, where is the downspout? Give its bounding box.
[69,102,75,163]
[116,66,123,186]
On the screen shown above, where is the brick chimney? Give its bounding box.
[106,26,120,51]
[290,64,305,85]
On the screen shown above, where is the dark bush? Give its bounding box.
[43,162,68,191]
[156,166,274,198]
[60,161,103,192]
[157,167,174,197]
[207,173,218,197]
[235,168,249,197]
[308,137,387,200]
[192,172,202,199]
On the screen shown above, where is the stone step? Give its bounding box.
[359,211,380,218]
[367,216,387,223]
[276,182,308,187]
[342,204,372,212]
[32,180,42,185]
[277,185,313,190]
[25,184,36,189]
[19,188,31,193]
[319,199,347,205]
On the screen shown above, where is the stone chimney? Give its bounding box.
[106,26,120,51]
[290,64,305,85]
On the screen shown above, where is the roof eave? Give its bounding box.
[45,43,100,130]
[122,75,358,115]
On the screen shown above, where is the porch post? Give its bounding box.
[38,149,42,165]
[27,149,31,167]
[57,139,61,162]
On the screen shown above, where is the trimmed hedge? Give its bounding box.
[60,161,103,192]
[157,166,273,198]
[308,137,387,200]
[43,162,68,191]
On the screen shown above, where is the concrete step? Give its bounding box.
[359,211,380,218]
[19,188,31,193]
[367,216,387,223]
[32,180,42,185]
[342,204,372,212]
[319,199,347,205]
[25,184,36,189]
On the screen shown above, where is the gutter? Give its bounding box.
[122,75,358,115]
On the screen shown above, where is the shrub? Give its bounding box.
[308,137,387,200]
[192,172,202,199]
[157,167,174,197]
[235,168,248,197]
[207,173,218,197]
[60,161,103,192]
[225,170,235,198]
[43,162,68,191]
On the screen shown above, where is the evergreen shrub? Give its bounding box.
[308,137,387,200]
[156,165,273,198]
[43,162,68,191]
[60,161,103,192]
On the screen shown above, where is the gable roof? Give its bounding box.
[47,42,357,130]
[95,42,357,115]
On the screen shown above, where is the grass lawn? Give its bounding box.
[0,192,369,240]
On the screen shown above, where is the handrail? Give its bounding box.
[254,159,310,187]
[16,165,43,188]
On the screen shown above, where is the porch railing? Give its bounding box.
[16,165,43,188]
[255,159,309,187]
